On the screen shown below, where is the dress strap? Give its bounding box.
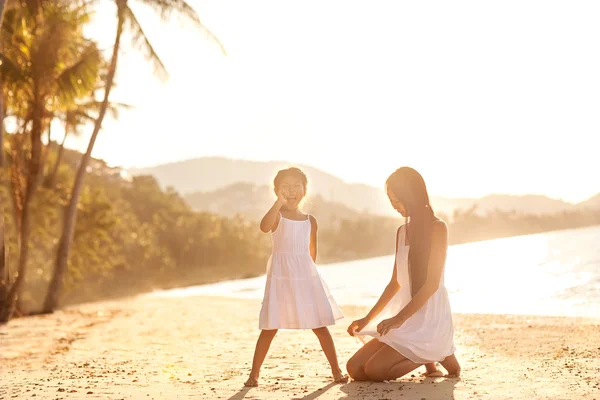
[400,224,407,246]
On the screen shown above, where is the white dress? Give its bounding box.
[356,225,456,363]
[259,215,344,330]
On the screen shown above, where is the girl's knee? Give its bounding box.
[312,327,330,336]
[261,329,278,337]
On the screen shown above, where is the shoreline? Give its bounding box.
[2,295,599,399]
[60,224,600,309]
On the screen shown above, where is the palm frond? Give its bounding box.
[56,43,101,105]
[122,4,168,81]
[134,0,226,55]
[72,110,95,123]
[0,51,25,84]
[78,99,133,120]
[31,9,73,84]
[135,0,200,23]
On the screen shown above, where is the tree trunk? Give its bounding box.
[0,1,6,29]
[0,214,10,323]
[43,5,125,312]
[5,100,43,318]
[0,0,7,168]
[0,90,5,169]
[45,129,68,188]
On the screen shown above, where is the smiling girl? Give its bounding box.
[244,167,347,387]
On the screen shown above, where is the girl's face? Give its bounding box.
[387,189,407,217]
[278,176,306,209]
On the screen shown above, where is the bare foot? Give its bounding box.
[333,370,349,383]
[422,362,444,377]
[440,354,461,378]
[244,376,259,387]
[422,370,444,378]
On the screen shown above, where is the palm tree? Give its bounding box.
[0,1,101,321]
[0,0,8,167]
[44,0,225,312]
[0,0,9,168]
[0,0,9,324]
[45,96,132,188]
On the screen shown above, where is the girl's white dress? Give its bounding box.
[356,225,456,363]
[259,215,344,330]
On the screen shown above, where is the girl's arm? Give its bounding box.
[378,220,448,335]
[347,227,402,335]
[309,215,318,262]
[260,191,287,233]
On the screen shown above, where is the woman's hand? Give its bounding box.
[377,315,405,336]
[347,317,370,336]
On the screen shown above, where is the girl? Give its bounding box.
[346,167,461,381]
[244,167,347,387]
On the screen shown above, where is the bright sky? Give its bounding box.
[75,0,600,203]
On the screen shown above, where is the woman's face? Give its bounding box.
[387,189,407,217]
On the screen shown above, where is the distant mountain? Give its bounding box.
[459,194,575,215]
[578,193,600,210]
[130,156,394,215]
[184,182,371,225]
[130,157,592,216]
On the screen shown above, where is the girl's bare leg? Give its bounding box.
[245,329,278,387]
[312,327,349,383]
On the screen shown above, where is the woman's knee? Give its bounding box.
[346,356,368,381]
[364,358,387,382]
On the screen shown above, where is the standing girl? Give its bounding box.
[245,167,347,387]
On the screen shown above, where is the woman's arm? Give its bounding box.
[364,258,400,322]
[347,227,402,335]
[309,215,318,262]
[378,221,448,335]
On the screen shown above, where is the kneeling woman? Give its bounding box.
[346,167,461,381]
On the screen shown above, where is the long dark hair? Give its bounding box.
[386,167,438,297]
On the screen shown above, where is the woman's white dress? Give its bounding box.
[259,215,344,330]
[356,225,456,363]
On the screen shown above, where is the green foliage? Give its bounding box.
[2,148,271,310]
[3,143,599,312]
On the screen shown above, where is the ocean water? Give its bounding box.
[151,225,600,318]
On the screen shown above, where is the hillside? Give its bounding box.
[183,182,365,224]
[130,157,393,215]
[579,193,600,210]
[135,157,594,216]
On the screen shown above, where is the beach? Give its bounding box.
[1,295,599,400]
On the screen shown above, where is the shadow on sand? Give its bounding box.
[297,377,459,400]
[226,377,459,400]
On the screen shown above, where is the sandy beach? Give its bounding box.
[1,294,599,400]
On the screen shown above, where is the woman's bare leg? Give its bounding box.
[363,343,421,382]
[245,329,278,387]
[440,353,461,377]
[423,362,444,377]
[346,339,387,381]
